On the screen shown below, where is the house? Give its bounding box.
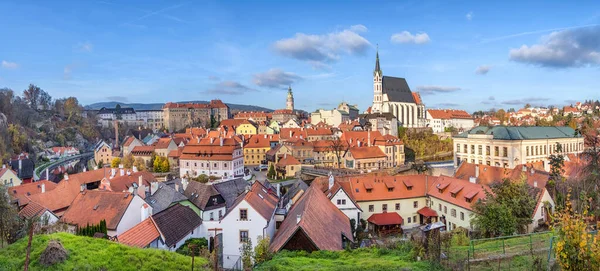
[312,140,343,168]
[0,166,21,187]
[427,176,487,231]
[153,138,178,157]
[145,181,194,214]
[184,181,227,221]
[118,203,203,251]
[10,153,35,183]
[270,185,353,252]
[235,120,258,135]
[276,154,301,179]
[18,200,59,226]
[281,139,313,163]
[94,140,113,166]
[213,178,250,208]
[179,137,244,180]
[99,169,158,197]
[312,174,362,226]
[338,120,363,132]
[220,181,278,269]
[8,180,57,206]
[310,108,350,127]
[122,136,145,157]
[243,134,272,165]
[344,146,387,170]
[60,190,151,237]
[280,180,309,211]
[130,145,156,165]
[47,147,80,159]
[426,109,474,133]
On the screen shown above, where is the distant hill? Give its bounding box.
[85,101,273,112]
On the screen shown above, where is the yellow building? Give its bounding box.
[243,134,271,165]
[235,120,258,135]
[276,154,301,179]
[0,167,21,187]
[94,141,113,166]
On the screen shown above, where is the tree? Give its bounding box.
[63,97,81,122]
[0,185,20,247]
[97,160,104,168]
[133,157,146,171]
[524,103,531,109]
[253,236,272,265]
[549,142,566,207]
[240,238,253,270]
[39,90,52,111]
[472,178,537,237]
[160,158,170,172]
[267,164,276,179]
[210,114,218,129]
[328,137,349,168]
[7,124,27,154]
[22,84,41,109]
[122,154,135,168]
[111,157,122,168]
[194,174,209,183]
[153,156,163,172]
[495,109,507,124]
[115,104,122,120]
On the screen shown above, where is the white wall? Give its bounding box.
[330,189,361,226]
[115,195,151,236]
[528,188,555,232]
[202,206,226,221]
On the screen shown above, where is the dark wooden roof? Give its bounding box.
[152,204,202,247]
[382,76,415,104]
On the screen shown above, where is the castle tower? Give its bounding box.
[371,47,383,113]
[286,86,294,111]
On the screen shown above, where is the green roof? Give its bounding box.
[454,126,581,140]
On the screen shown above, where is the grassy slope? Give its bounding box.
[255,248,442,271]
[0,233,208,271]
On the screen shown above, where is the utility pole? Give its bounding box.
[189,244,197,271]
[208,228,222,271]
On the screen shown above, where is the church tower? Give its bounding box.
[286,86,294,111]
[371,47,383,113]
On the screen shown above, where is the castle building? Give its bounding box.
[286,86,294,111]
[370,49,426,128]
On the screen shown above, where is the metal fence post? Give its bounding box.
[502,239,505,255]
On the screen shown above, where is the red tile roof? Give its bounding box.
[244,134,272,148]
[101,171,157,192]
[412,92,423,104]
[19,201,51,219]
[9,180,57,206]
[340,130,383,147]
[61,190,134,230]
[153,138,173,149]
[330,175,429,202]
[417,206,438,217]
[131,146,156,156]
[454,162,549,189]
[270,185,353,252]
[348,146,386,159]
[428,176,488,211]
[180,138,241,161]
[337,121,362,132]
[229,181,278,221]
[427,109,472,120]
[118,217,160,248]
[277,155,301,167]
[367,212,403,226]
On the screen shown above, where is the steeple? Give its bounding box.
[374,44,382,76]
[286,86,294,111]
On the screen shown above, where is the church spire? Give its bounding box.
[374,44,381,76]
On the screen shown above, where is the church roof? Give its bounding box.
[382,76,416,104]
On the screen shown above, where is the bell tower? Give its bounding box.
[372,46,383,113]
[286,86,294,111]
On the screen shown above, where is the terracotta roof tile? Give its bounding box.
[367,212,403,226]
[153,138,173,149]
[19,201,50,219]
[348,146,386,159]
[276,155,301,167]
[118,217,160,248]
[61,190,134,230]
[417,206,438,217]
[9,180,57,206]
[428,176,488,211]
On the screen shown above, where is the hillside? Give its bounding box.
[254,248,442,271]
[0,233,208,271]
[85,101,273,112]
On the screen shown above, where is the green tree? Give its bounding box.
[472,178,537,237]
[122,154,135,168]
[267,164,276,179]
[160,157,170,172]
[0,185,20,247]
[253,236,273,265]
[194,174,209,183]
[133,157,146,171]
[153,156,163,172]
[111,157,122,168]
[240,238,253,270]
[549,143,566,207]
[210,114,218,129]
[22,84,41,110]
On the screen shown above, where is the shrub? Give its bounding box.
[175,238,208,256]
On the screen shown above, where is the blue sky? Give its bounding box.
[1,0,599,112]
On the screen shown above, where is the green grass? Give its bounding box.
[254,248,444,271]
[0,232,209,271]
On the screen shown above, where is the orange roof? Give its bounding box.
[153,138,173,149]
[229,181,278,221]
[428,176,488,211]
[454,162,549,189]
[118,217,160,248]
[168,148,182,158]
[348,146,386,159]
[412,92,423,104]
[427,109,472,120]
[417,206,438,217]
[337,121,362,132]
[373,134,403,146]
[244,134,272,148]
[122,137,136,147]
[61,190,134,230]
[180,138,241,161]
[368,212,403,226]
[277,155,301,167]
[9,180,58,206]
[131,145,156,155]
[333,175,429,202]
[305,128,333,136]
[234,111,270,119]
[19,201,51,219]
[101,171,157,192]
[163,100,227,109]
[340,130,383,147]
[273,109,294,115]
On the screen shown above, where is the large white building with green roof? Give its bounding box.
[453,126,584,169]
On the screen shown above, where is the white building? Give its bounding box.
[219,181,278,269]
[370,49,426,128]
[96,107,164,131]
[453,126,585,169]
[310,108,350,127]
[426,109,475,133]
[179,137,244,180]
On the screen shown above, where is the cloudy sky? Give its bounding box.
[1,1,599,112]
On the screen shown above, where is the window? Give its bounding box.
[456,144,460,153]
[369,205,374,212]
[382,204,388,212]
[337,199,346,205]
[438,204,442,211]
[478,145,482,155]
[494,146,499,156]
[413,216,417,223]
[503,147,508,157]
[444,206,447,214]
[460,212,465,221]
[395,203,400,210]
[464,144,467,154]
[408,217,412,223]
[240,230,249,243]
[413,201,418,208]
[219,210,223,218]
[471,145,475,154]
[526,146,529,156]
[451,209,456,217]
[239,209,248,220]
[388,188,394,192]
[486,146,490,156]
[366,189,372,193]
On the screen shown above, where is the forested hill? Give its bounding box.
[85,101,273,112]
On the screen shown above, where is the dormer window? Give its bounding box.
[388,188,394,192]
[366,188,372,193]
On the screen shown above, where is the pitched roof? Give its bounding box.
[9,158,35,179]
[145,183,188,214]
[412,92,423,104]
[9,180,57,206]
[213,178,250,208]
[348,146,386,159]
[152,204,202,247]
[427,109,472,120]
[179,138,241,161]
[131,145,156,155]
[427,176,488,211]
[340,130,383,147]
[324,175,429,202]
[277,155,301,167]
[19,201,52,219]
[229,181,278,221]
[103,171,157,192]
[118,217,160,248]
[454,126,580,140]
[244,134,272,148]
[153,138,174,149]
[454,162,549,189]
[183,181,223,210]
[60,190,134,230]
[417,206,438,217]
[367,212,403,226]
[382,76,415,104]
[270,185,353,252]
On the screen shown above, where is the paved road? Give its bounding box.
[34,152,94,181]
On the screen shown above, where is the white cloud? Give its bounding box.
[416,85,461,95]
[273,27,370,67]
[78,41,93,52]
[509,26,600,68]
[466,11,474,21]
[203,80,258,96]
[1,60,18,69]
[64,66,73,80]
[350,24,368,32]
[475,65,491,75]
[390,31,431,44]
[253,69,302,89]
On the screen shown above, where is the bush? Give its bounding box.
[175,238,208,256]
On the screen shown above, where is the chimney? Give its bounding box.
[150,182,159,196]
[276,183,281,198]
[469,176,476,184]
[289,130,292,138]
[220,137,224,147]
[475,165,479,178]
[138,175,143,188]
[533,180,538,188]
[64,173,69,180]
[182,178,189,191]
[133,166,138,172]
[18,159,22,175]
[120,164,125,176]
[45,168,49,180]
[328,172,334,191]
[111,168,116,178]
[522,165,526,172]
[530,168,535,175]
[80,183,85,192]
[83,167,87,172]
[210,137,214,144]
[141,204,150,221]
[197,137,200,144]
[358,141,361,147]
[175,183,180,192]
[296,214,301,224]
[41,183,45,193]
